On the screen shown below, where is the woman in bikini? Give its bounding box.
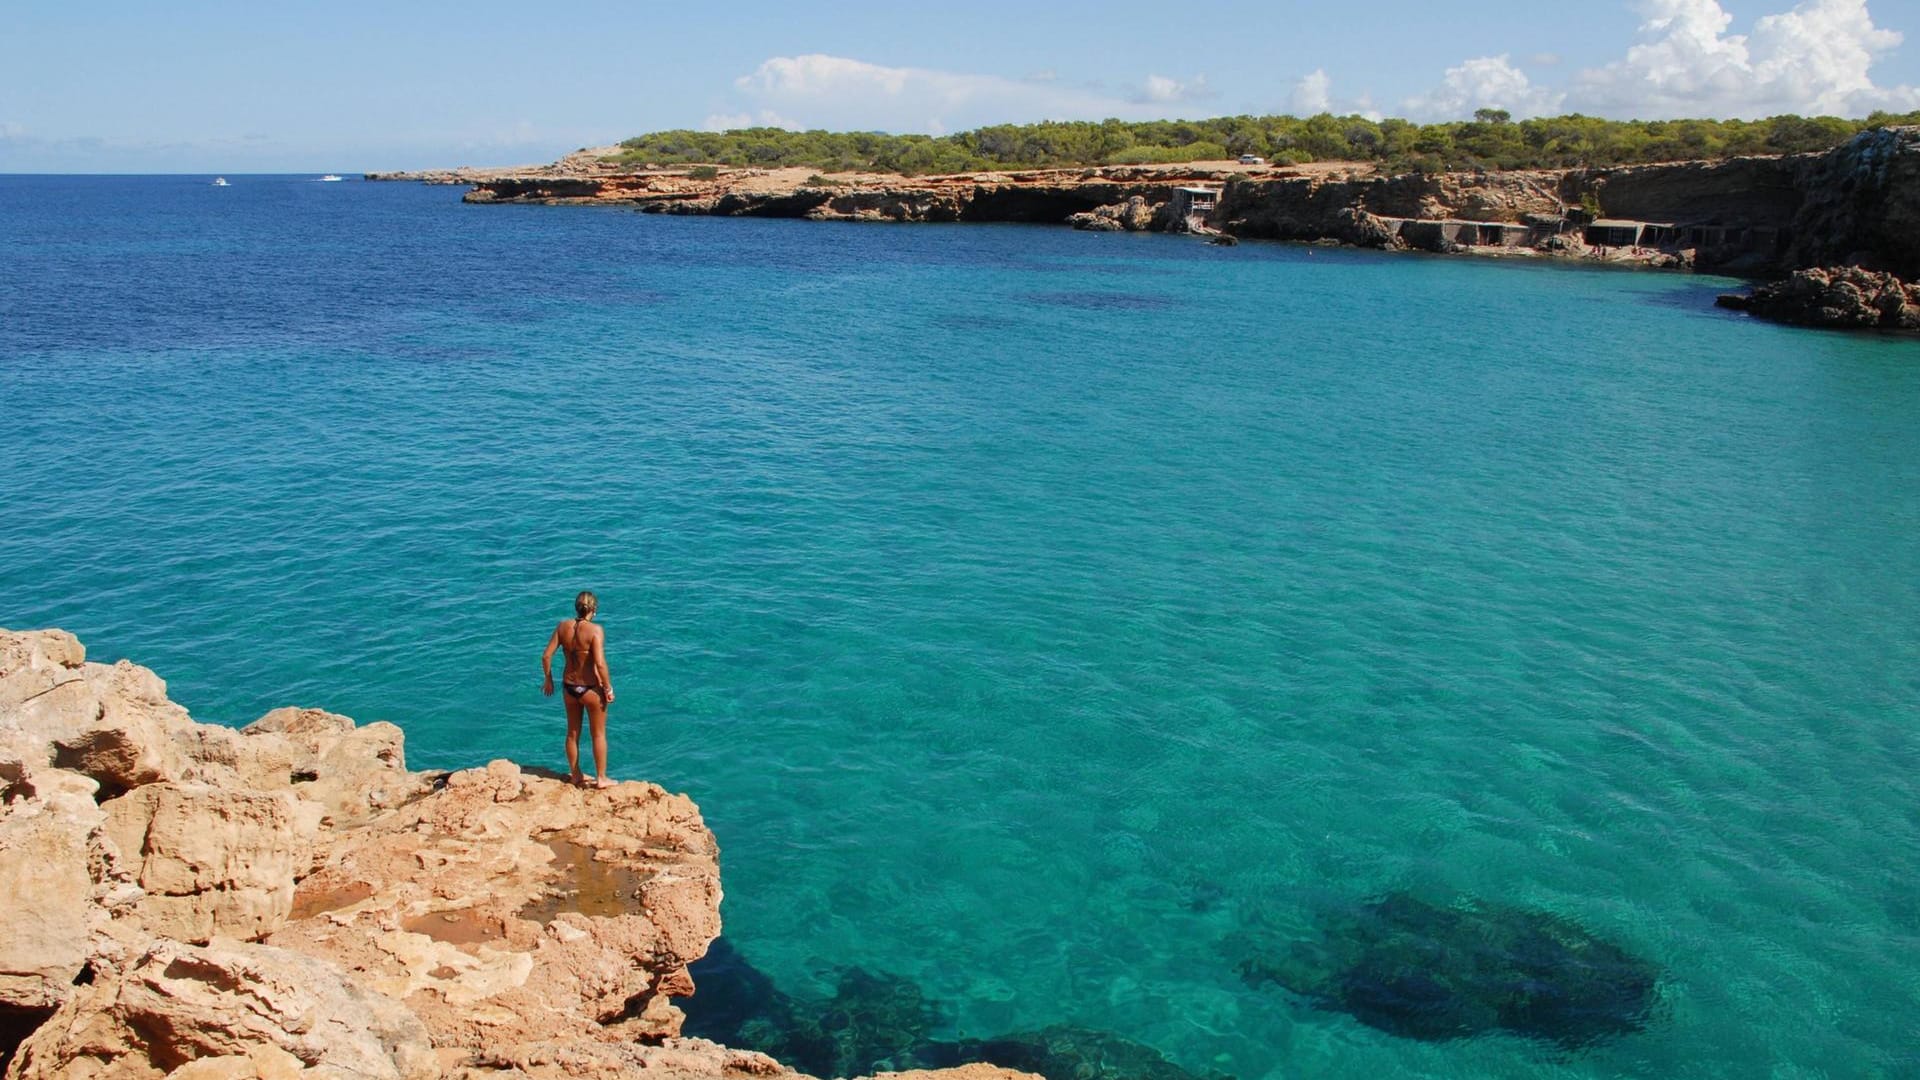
[541,590,616,788]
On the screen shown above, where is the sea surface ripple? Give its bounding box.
[2,175,1918,1078]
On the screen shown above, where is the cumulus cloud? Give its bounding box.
[1403,55,1566,120]
[703,110,800,132]
[1396,0,1916,120]
[1291,69,1333,114]
[1133,74,1215,104]
[715,54,1215,133]
[1570,0,1920,117]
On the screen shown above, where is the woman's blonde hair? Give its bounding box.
[574,591,598,618]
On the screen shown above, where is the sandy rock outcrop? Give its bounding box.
[0,638,188,796]
[103,783,312,945]
[265,759,722,1055]
[0,627,1022,1080]
[435,1042,1037,1080]
[1067,196,1160,232]
[242,707,416,826]
[807,190,965,223]
[9,938,438,1080]
[866,1069,1036,1080]
[0,806,100,1011]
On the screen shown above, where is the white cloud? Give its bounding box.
[0,121,25,140]
[1569,0,1920,117]
[1403,55,1566,120]
[716,53,1212,133]
[1270,69,1381,118]
[1133,74,1214,104]
[702,110,800,132]
[1291,69,1332,114]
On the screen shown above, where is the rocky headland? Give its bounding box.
[375,127,1920,332]
[0,627,1039,1080]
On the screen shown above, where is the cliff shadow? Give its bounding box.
[1,1003,55,1073]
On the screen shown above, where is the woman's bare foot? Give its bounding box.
[593,777,617,790]
[568,770,587,788]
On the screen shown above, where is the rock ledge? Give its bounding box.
[0,628,1032,1080]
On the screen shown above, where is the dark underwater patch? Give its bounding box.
[682,937,1228,1080]
[1229,892,1659,1048]
[919,1025,1230,1080]
[1026,291,1176,312]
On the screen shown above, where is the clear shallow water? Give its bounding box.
[3,175,1918,1078]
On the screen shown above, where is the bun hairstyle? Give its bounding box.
[574,591,598,619]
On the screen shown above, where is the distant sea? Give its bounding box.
[2,174,1917,1079]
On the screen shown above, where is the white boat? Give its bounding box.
[317,175,344,182]
[212,177,229,187]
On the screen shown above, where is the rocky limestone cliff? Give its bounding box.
[457,166,1235,226]
[439,127,1920,307]
[0,628,1037,1080]
[1780,126,1920,279]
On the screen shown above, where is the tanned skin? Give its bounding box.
[542,609,615,788]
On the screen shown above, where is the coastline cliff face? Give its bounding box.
[423,127,1920,329]
[1779,125,1920,279]
[0,628,1037,1080]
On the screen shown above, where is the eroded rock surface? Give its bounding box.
[0,808,98,1009]
[1718,266,1920,330]
[10,938,438,1080]
[104,783,311,945]
[0,627,1019,1080]
[1784,126,1920,279]
[266,759,722,1052]
[1067,196,1160,232]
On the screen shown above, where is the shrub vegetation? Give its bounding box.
[617,110,1920,176]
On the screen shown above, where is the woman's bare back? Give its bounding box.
[557,618,604,688]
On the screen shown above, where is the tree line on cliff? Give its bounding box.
[616,110,1920,175]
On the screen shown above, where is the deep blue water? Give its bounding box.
[3,174,1918,1078]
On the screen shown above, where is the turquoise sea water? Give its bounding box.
[2,175,1917,1078]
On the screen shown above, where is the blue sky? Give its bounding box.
[4,0,1918,171]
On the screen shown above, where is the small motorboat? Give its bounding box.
[317,174,344,182]
[212,177,230,187]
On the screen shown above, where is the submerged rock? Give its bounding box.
[684,939,1225,1080]
[684,940,947,1078]
[1231,892,1659,1048]
[921,1026,1230,1080]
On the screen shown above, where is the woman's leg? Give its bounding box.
[564,694,585,785]
[586,691,612,788]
